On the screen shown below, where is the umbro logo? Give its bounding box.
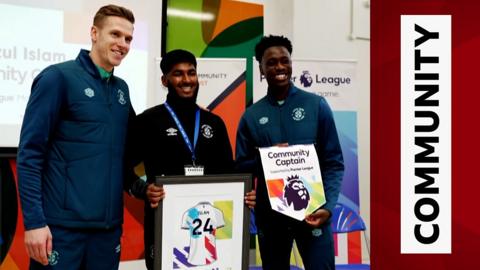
[84,88,94,98]
[259,117,269,125]
[166,127,178,136]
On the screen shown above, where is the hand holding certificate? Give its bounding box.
[259,144,326,221]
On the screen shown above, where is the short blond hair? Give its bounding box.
[93,4,135,27]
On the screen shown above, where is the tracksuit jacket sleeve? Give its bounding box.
[216,116,235,173]
[17,66,65,230]
[235,114,258,174]
[316,98,345,215]
[123,109,148,200]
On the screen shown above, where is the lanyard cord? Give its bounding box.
[164,102,200,164]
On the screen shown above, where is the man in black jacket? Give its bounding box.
[126,49,255,270]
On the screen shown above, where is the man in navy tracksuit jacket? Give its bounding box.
[236,35,344,270]
[17,5,135,269]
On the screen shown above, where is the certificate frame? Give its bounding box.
[154,174,251,270]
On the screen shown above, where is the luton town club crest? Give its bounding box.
[117,89,126,105]
[292,107,305,121]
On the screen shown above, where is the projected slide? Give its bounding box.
[0,3,147,147]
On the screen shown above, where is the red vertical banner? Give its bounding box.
[0,160,28,270]
[372,0,480,269]
[347,232,362,264]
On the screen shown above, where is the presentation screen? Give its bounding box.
[0,1,148,147]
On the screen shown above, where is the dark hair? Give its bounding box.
[160,49,197,74]
[93,4,135,27]
[255,35,293,62]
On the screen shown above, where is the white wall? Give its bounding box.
[292,3,371,252]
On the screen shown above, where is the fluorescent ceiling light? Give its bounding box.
[167,8,215,21]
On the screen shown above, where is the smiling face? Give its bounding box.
[90,16,133,72]
[260,46,292,97]
[162,62,199,99]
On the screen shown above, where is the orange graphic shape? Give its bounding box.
[210,0,263,42]
[266,179,285,198]
[120,195,145,261]
[4,160,29,270]
[347,231,362,264]
[211,80,246,156]
[0,254,20,270]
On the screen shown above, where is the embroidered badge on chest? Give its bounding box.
[201,124,213,138]
[166,127,177,136]
[292,107,305,121]
[84,88,94,98]
[117,89,126,105]
[259,116,269,125]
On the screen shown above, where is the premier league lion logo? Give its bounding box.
[300,70,313,87]
[284,175,310,211]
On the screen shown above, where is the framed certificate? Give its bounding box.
[154,174,251,270]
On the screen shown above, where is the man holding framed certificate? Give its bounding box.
[236,35,345,270]
[125,49,255,270]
